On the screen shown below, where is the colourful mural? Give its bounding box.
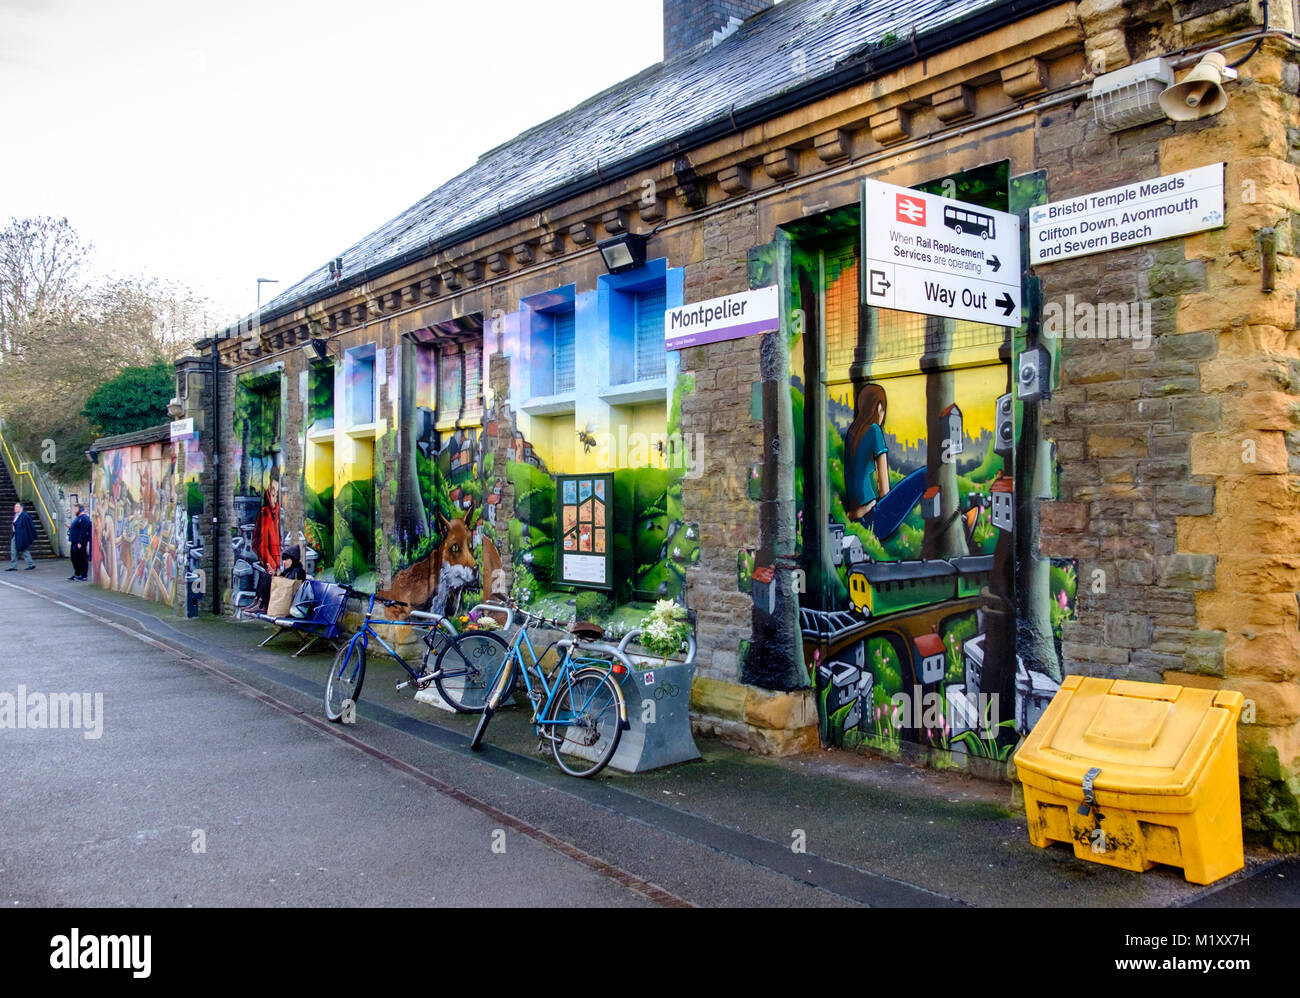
[389,330,503,617]
[735,163,1066,766]
[230,369,285,606]
[181,434,205,617]
[303,361,334,572]
[403,265,696,623]
[92,439,185,606]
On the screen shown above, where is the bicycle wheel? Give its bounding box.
[544,667,624,778]
[325,639,365,722]
[434,630,510,713]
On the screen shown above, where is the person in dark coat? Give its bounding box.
[7,502,37,571]
[248,543,308,614]
[279,545,307,581]
[67,504,92,581]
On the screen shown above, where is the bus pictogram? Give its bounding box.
[943,204,996,239]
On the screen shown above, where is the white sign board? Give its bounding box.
[1030,163,1224,264]
[169,418,195,440]
[563,554,606,586]
[664,286,779,350]
[862,178,1022,327]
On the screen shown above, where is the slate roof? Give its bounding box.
[88,423,173,457]
[258,0,1048,322]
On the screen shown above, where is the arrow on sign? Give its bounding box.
[868,269,891,295]
[995,292,1016,317]
[987,255,1001,272]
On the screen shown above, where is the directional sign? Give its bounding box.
[861,178,1022,327]
[1030,163,1224,264]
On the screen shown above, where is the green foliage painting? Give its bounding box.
[334,478,374,583]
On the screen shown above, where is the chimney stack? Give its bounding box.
[662,0,774,64]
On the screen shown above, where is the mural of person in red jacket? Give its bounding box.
[254,467,282,572]
[250,466,282,611]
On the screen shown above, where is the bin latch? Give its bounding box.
[1078,766,1104,820]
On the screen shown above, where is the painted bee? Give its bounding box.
[577,419,599,454]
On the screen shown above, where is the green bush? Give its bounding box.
[81,361,174,436]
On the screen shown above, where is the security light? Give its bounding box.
[1090,58,1174,132]
[598,233,648,274]
[308,338,330,362]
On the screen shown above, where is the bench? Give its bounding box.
[249,579,350,658]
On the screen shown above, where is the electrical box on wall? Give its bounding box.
[1018,347,1049,403]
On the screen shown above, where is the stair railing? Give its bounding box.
[0,419,63,557]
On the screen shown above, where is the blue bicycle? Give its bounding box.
[460,601,632,778]
[323,585,479,722]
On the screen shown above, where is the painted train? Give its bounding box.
[846,554,994,617]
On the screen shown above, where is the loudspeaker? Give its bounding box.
[1159,52,1233,121]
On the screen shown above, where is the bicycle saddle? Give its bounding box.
[568,620,604,640]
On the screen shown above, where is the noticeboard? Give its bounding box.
[556,473,613,591]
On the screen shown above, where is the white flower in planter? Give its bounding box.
[639,599,690,664]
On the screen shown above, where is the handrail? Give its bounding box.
[409,602,516,633]
[0,421,60,555]
[618,628,697,667]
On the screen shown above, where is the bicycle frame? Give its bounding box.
[482,615,630,734]
[332,590,455,686]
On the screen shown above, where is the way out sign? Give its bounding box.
[861,178,1022,327]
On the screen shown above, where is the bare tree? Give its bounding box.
[0,216,214,482]
[0,216,90,358]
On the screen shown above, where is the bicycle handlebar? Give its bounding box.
[340,584,407,609]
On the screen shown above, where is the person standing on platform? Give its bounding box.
[68,504,92,581]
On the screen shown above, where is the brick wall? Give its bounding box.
[679,203,764,682]
[663,0,772,62]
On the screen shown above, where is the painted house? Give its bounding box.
[914,633,947,685]
[942,403,963,456]
[164,0,1300,843]
[990,476,1014,533]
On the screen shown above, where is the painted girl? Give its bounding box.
[843,382,892,522]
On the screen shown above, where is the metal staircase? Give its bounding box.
[0,456,56,558]
[0,423,61,559]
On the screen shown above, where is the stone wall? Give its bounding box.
[1036,37,1300,849]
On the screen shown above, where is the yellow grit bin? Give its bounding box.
[1015,676,1245,885]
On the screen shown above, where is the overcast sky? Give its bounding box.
[0,0,664,323]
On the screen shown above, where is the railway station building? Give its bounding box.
[145,0,1300,844]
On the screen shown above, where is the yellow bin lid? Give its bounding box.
[1016,676,1244,797]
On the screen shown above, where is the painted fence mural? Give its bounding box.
[92,439,187,605]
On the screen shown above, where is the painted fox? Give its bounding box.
[379,501,503,620]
